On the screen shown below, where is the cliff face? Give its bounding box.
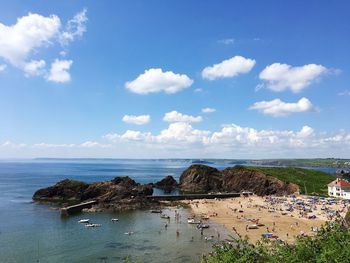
[179,165,222,193]
[33,176,154,207]
[179,164,299,196]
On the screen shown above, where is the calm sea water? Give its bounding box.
[0,159,236,263]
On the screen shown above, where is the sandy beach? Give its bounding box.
[187,195,349,244]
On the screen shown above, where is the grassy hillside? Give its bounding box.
[247,166,334,195]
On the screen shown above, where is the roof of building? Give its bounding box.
[328,178,350,188]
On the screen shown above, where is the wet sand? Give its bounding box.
[186,195,348,244]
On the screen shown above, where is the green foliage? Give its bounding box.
[247,167,334,195]
[200,222,350,263]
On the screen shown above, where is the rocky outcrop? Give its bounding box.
[179,165,222,193]
[33,176,156,211]
[222,166,299,196]
[179,164,299,196]
[155,176,178,193]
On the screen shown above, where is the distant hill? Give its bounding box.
[250,158,350,168]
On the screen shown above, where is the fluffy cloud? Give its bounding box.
[259,63,328,93]
[202,56,256,80]
[59,9,87,45]
[125,68,193,94]
[0,10,86,81]
[122,114,151,125]
[163,111,202,123]
[3,124,350,158]
[23,59,46,76]
[202,107,216,113]
[249,97,315,117]
[46,59,73,83]
[0,13,60,66]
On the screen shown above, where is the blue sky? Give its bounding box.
[1,0,350,158]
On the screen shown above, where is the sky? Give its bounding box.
[1,0,350,159]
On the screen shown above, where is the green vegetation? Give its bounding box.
[250,158,350,168]
[200,222,350,263]
[247,166,334,195]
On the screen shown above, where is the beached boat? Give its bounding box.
[78,219,89,223]
[111,218,119,222]
[248,224,259,229]
[160,214,170,219]
[85,223,101,228]
[197,224,209,229]
[188,219,201,224]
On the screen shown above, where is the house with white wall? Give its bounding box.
[328,178,350,199]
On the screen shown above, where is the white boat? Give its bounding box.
[78,219,90,224]
[85,223,101,228]
[111,218,119,222]
[188,219,201,224]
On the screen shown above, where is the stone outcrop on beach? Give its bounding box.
[179,164,299,196]
[179,165,222,193]
[33,176,156,211]
[222,166,299,196]
[155,175,178,193]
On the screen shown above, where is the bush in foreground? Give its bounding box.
[200,222,350,263]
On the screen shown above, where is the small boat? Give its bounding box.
[188,219,201,224]
[124,231,134,235]
[111,218,119,222]
[85,223,101,228]
[197,224,210,229]
[160,214,170,219]
[150,210,162,213]
[201,215,210,220]
[262,233,273,238]
[248,224,259,229]
[78,219,90,224]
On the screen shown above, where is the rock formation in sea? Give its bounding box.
[179,164,299,196]
[155,175,178,193]
[33,176,157,211]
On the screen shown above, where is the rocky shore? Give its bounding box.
[32,164,300,212]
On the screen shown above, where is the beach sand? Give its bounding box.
[186,195,348,244]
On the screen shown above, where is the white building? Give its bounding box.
[328,178,350,199]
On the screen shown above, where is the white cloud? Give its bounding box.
[0,9,86,81]
[338,90,350,96]
[202,107,216,113]
[0,64,7,72]
[23,59,46,76]
[3,124,350,158]
[218,38,235,45]
[163,111,202,123]
[46,59,73,83]
[201,56,256,80]
[249,97,315,117]
[0,13,61,66]
[122,114,151,125]
[125,68,193,94]
[194,88,203,93]
[59,8,88,45]
[259,63,328,93]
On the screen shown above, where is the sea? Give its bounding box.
[0,159,340,263]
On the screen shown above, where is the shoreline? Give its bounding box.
[186,195,348,244]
